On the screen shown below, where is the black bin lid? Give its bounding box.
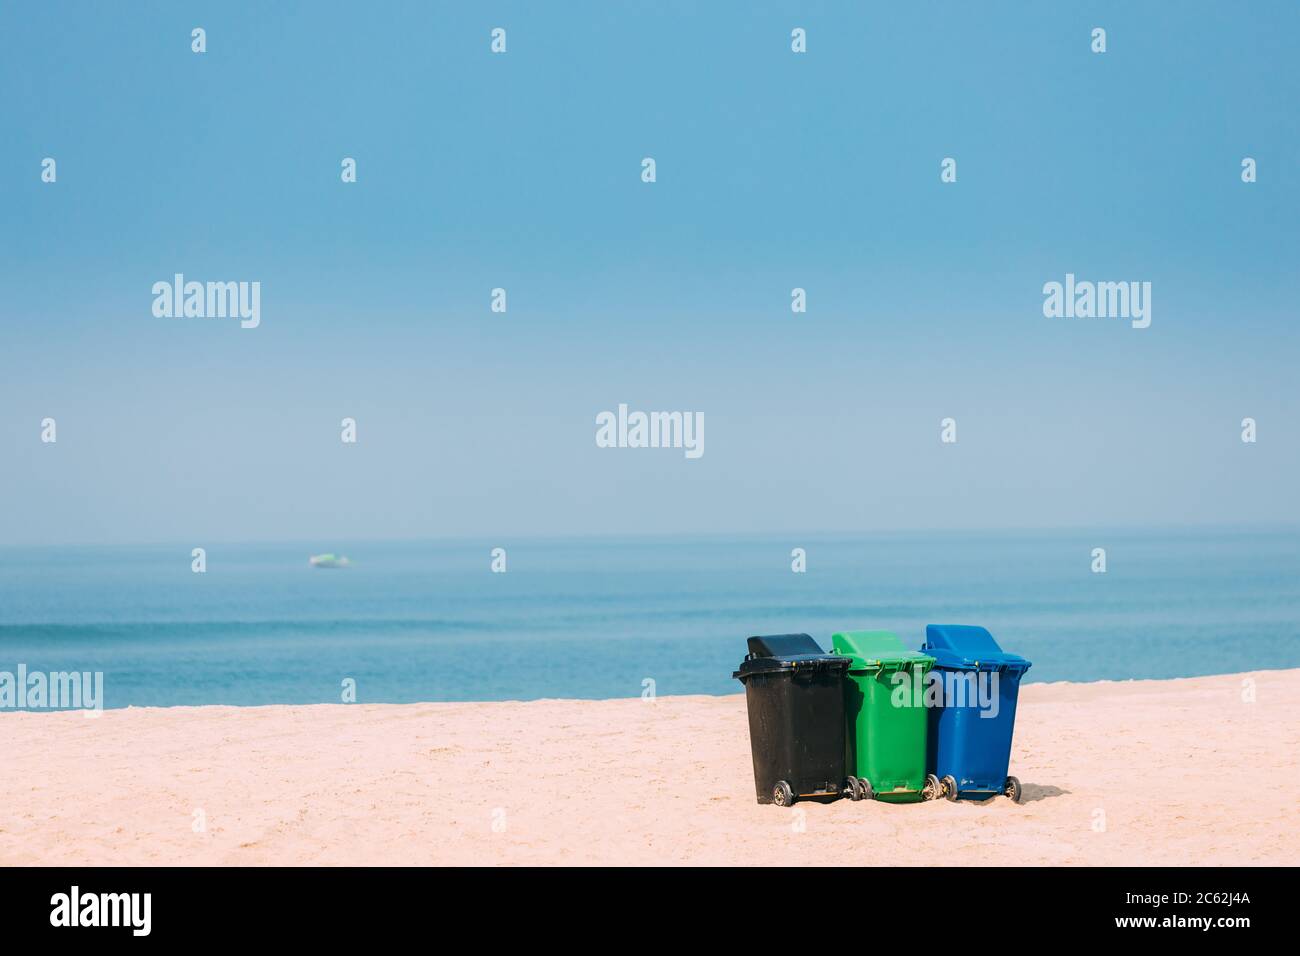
[733,633,849,681]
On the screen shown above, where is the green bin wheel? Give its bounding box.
[857,777,873,801]
[921,773,941,801]
[773,780,795,807]
[1004,776,1022,803]
[941,775,959,802]
[844,776,860,801]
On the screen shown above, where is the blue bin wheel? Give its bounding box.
[773,780,795,807]
[921,774,941,801]
[857,777,873,801]
[941,775,959,802]
[1004,776,1022,803]
[844,776,861,801]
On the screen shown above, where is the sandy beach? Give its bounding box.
[2,669,1296,866]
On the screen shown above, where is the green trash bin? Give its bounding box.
[832,630,941,803]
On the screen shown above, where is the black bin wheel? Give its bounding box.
[772,780,795,807]
[1004,775,1022,803]
[941,774,959,802]
[844,775,860,801]
[921,773,941,801]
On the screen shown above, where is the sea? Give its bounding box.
[1,529,1296,709]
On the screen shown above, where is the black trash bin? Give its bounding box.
[733,633,851,806]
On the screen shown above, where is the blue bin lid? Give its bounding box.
[922,624,1031,673]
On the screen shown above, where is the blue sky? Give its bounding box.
[1,2,1297,545]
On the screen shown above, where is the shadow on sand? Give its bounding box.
[1017,783,1070,803]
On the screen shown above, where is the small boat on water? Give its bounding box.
[309,553,351,569]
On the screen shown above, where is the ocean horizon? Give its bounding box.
[2,527,1297,709]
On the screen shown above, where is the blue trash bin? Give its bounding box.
[923,624,1032,802]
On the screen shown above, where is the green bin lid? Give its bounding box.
[832,630,935,671]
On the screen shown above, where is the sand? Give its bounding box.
[2,669,1296,866]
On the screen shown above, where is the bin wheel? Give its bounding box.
[772,781,795,807]
[921,773,941,801]
[844,776,861,801]
[1004,776,1022,803]
[941,775,959,802]
[857,777,873,801]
